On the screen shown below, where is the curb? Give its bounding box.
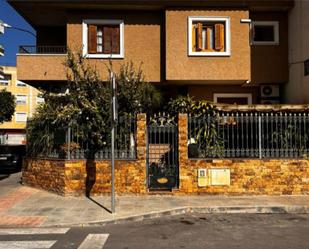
[49,205,309,228]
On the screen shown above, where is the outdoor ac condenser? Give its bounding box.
[260,85,280,104]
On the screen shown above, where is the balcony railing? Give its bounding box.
[18,46,67,54]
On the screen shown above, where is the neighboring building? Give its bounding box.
[284,0,309,103]
[0,66,43,145]
[8,0,294,104]
[0,20,4,78]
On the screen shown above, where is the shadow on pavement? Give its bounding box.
[87,197,112,214]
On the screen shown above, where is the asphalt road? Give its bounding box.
[0,213,308,249]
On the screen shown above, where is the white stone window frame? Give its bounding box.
[188,16,231,57]
[16,94,27,105]
[251,21,279,45]
[82,19,124,59]
[213,93,252,104]
[15,112,27,122]
[36,96,45,104]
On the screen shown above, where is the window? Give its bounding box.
[83,19,124,58]
[214,93,252,105]
[15,112,27,122]
[17,80,27,87]
[36,96,45,104]
[251,21,279,45]
[304,59,309,76]
[16,95,27,105]
[0,74,11,85]
[188,17,230,56]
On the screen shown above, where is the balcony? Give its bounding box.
[18,45,67,55]
[17,45,67,83]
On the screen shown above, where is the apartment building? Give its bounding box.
[0,66,43,145]
[8,0,294,104]
[284,0,309,103]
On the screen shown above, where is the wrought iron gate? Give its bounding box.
[147,113,179,190]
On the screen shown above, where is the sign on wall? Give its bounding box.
[209,169,231,186]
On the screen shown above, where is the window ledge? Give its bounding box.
[189,51,231,57]
[84,53,124,59]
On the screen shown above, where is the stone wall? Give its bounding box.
[22,114,147,196]
[22,158,66,195]
[23,113,309,196]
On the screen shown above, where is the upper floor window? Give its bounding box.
[36,96,45,104]
[15,112,27,122]
[16,94,27,105]
[251,21,279,45]
[188,17,230,56]
[0,74,11,86]
[17,80,27,87]
[82,19,124,58]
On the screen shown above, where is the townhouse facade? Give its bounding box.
[9,0,294,105]
[0,66,42,145]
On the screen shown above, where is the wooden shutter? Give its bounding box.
[103,26,112,54]
[215,23,225,51]
[192,25,196,51]
[111,26,120,54]
[196,23,203,51]
[88,25,97,54]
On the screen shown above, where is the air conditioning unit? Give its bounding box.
[260,85,280,98]
[260,85,280,104]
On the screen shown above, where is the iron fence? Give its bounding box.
[19,45,67,54]
[188,112,309,159]
[26,115,136,160]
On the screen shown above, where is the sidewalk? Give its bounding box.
[0,173,309,228]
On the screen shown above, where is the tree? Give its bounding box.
[167,95,224,157]
[27,50,161,156]
[0,89,15,124]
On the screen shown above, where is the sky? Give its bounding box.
[0,0,35,66]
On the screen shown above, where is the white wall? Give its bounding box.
[284,0,309,103]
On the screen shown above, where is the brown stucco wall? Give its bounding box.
[165,9,251,82]
[67,11,162,82]
[16,55,67,81]
[250,12,289,84]
[187,85,259,103]
[17,11,162,82]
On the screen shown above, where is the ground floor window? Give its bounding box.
[213,93,252,105]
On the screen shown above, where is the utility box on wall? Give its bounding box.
[209,169,231,186]
[197,169,208,187]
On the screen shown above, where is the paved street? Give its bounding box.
[0,214,308,249]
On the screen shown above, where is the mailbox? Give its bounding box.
[197,169,207,187]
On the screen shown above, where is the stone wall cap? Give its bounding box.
[216,104,309,112]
